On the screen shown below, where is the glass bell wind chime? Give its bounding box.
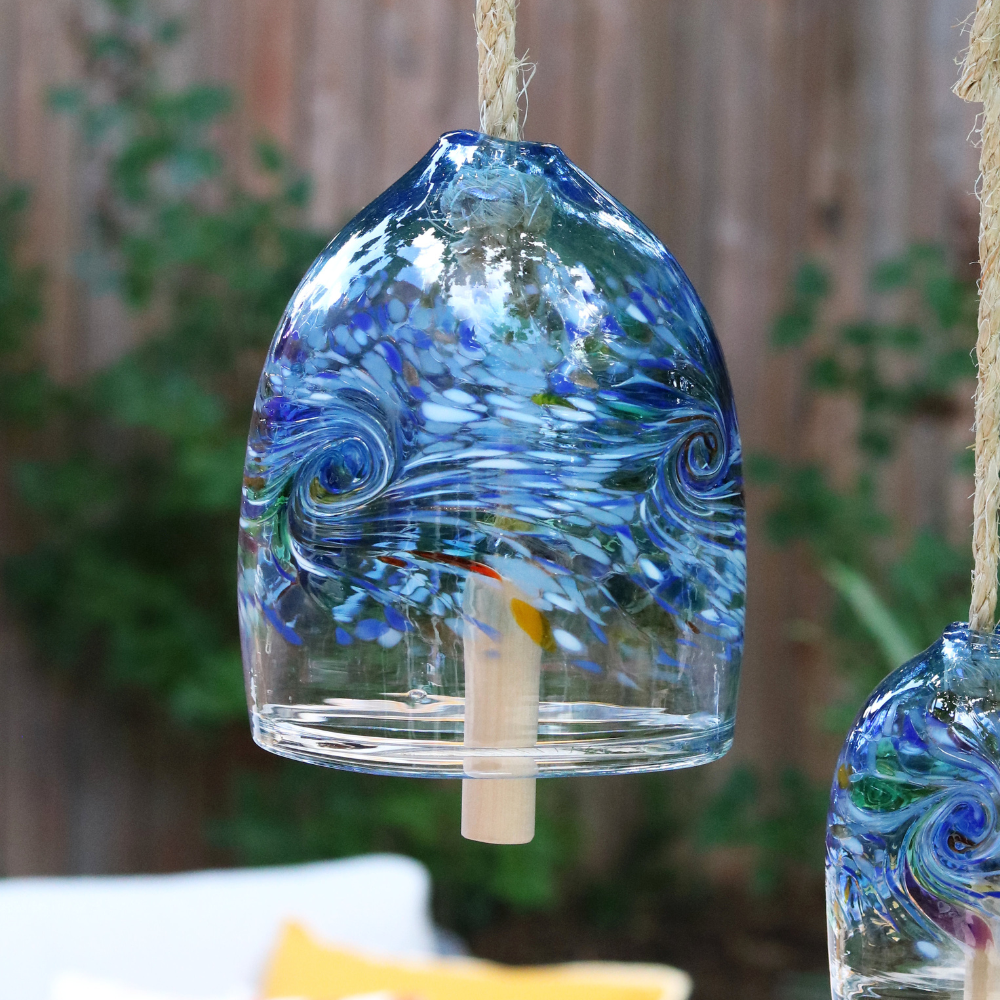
[826,4,1000,998]
[238,0,746,845]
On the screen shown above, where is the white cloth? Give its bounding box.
[0,855,437,1000]
[50,975,396,1000]
[50,973,252,1000]
[49,973,395,1000]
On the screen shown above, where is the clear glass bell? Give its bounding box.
[238,130,745,788]
[827,623,1000,999]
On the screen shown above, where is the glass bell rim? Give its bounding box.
[250,711,735,779]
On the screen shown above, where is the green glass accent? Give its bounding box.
[848,774,932,813]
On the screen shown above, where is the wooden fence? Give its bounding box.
[0,0,983,876]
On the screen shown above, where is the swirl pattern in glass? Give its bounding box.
[827,624,1000,999]
[238,130,745,776]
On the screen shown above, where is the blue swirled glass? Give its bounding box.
[827,624,1000,999]
[238,130,745,777]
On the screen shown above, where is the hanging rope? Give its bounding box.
[958,0,1000,631]
[476,0,521,140]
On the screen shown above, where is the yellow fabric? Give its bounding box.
[263,923,679,1000]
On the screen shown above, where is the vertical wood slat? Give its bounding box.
[378,0,459,191]
[587,2,643,212]
[11,0,79,383]
[243,0,298,149]
[307,0,375,231]
[711,0,797,770]
[0,0,984,876]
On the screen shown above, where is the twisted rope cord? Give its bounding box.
[476,0,521,140]
[958,0,1000,631]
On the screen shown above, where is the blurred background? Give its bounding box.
[0,1,985,998]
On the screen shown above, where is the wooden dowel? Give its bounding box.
[965,943,1000,1000]
[461,574,541,844]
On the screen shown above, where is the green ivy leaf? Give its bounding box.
[794,259,831,300]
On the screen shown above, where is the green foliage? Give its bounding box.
[822,560,918,668]
[2,1,326,724]
[776,246,976,459]
[700,767,828,894]
[0,184,47,421]
[759,249,976,708]
[577,774,692,929]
